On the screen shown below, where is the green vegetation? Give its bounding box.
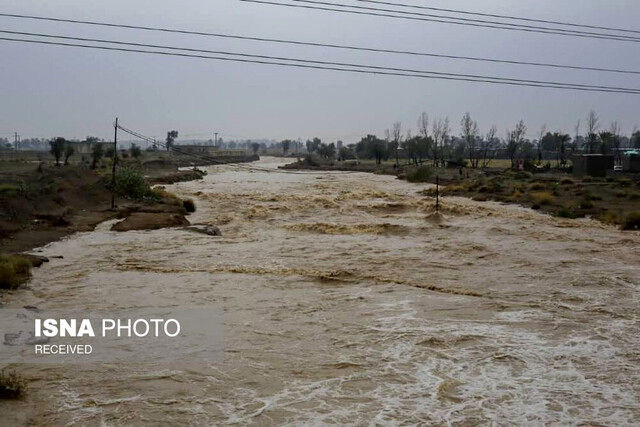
[0,254,32,289]
[183,198,196,212]
[0,369,26,399]
[406,165,433,183]
[622,211,640,230]
[111,169,156,200]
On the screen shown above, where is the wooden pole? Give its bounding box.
[111,117,118,210]
[436,174,440,213]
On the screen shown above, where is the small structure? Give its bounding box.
[572,154,614,177]
[622,152,640,172]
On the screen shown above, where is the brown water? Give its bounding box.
[2,157,639,425]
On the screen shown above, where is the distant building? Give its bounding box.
[622,152,640,172]
[572,154,614,177]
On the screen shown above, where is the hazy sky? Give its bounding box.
[1,0,639,144]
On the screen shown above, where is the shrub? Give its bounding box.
[621,211,640,230]
[183,198,196,213]
[528,182,546,191]
[529,191,553,205]
[614,190,628,198]
[557,208,578,219]
[579,198,594,209]
[406,165,433,183]
[0,369,26,399]
[0,254,32,289]
[111,169,154,200]
[559,178,574,185]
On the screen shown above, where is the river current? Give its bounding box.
[2,157,639,425]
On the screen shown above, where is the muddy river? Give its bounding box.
[2,157,639,424]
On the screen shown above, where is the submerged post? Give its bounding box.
[111,117,118,210]
[435,174,439,213]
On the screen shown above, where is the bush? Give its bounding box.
[0,254,32,289]
[528,182,546,191]
[0,369,26,399]
[529,191,554,205]
[111,169,154,200]
[557,208,578,219]
[406,165,433,183]
[580,198,594,209]
[183,198,196,213]
[622,211,640,230]
[559,178,574,185]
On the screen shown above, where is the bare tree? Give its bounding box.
[573,120,581,152]
[392,122,402,167]
[586,111,599,153]
[609,121,623,164]
[480,125,497,168]
[506,120,527,169]
[432,117,450,167]
[418,112,429,139]
[460,112,480,168]
[537,123,547,162]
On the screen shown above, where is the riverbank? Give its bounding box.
[281,158,640,229]
[0,153,254,255]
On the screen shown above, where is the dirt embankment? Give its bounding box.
[0,162,200,255]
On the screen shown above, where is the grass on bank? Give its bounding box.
[0,254,32,290]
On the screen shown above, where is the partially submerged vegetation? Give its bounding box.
[0,369,26,399]
[420,170,640,228]
[0,254,33,289]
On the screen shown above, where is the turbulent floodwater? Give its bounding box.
[2,157,639,425]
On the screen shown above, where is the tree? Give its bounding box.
[317,142,336,159]
[586,111,599,154]
[432,117,450,166]
[130,143,142,159]
[91,142,103,169]
[537,124,547,162]
[306,137,321,153]
[338,145,356,160]
[552,133,571,166]
[460,112,480,168]
[391,122,402,167]
[63,143,75,165]
[49,137,66,166]
[598,131,613,155]
[506,120,527,169]
[281,140,291,156]
[610,122,622,164]
[166,130,178,152]
[631,128,640,148]
[480,125,498,168]
[251,142,260,155]
[356,134,386,164]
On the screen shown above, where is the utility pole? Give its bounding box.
[111,117,118,210]
[14,132,19,151]
[214,132,218,147]
[435,175,440,213]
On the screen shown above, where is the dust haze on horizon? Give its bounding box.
[1,0,639,143]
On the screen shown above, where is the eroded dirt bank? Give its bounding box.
[1,157,639,424]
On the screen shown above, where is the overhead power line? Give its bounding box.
[6,30,640,93]
[356,0,640,35]
[1,36,639,94]
[0,16,636,75]
[239,0,640,43]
